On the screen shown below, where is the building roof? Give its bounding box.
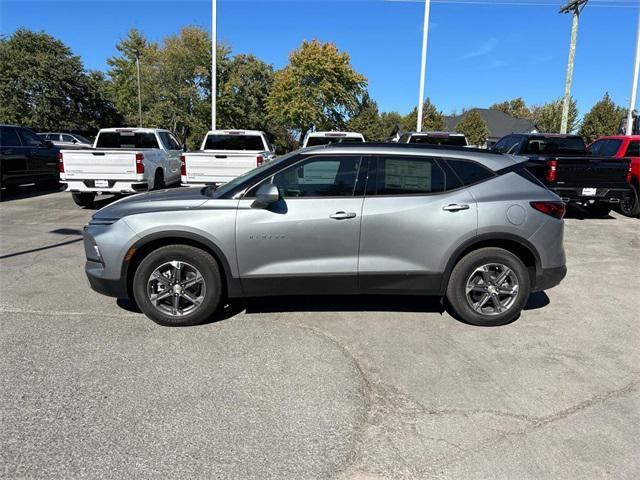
[445,108,537,141]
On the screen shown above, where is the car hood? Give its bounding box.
[92,187,210,220]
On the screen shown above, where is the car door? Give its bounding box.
[235,154,365,295]
[17,128,58,182]
[358,155,477,294]
[0,126,29,187]
[158,131,182,181]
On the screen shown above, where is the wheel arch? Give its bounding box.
[123,231,242,299]
[441,234,541,292]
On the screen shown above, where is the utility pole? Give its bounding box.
[626,8,640,136]
[134,49,143,128]
[559,0,588,134]
[416,0,431,132]
[211,0,217,131]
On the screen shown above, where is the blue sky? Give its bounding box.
[1,0,638,117]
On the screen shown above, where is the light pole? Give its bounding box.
[416,0,431,132]
[211,0,217,131]
[559,0,588,134]
[626,9,640,136]
[134,49,143,128]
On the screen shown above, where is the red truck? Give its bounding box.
[588,135,640,217]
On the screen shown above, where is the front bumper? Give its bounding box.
[533,265,567,292]
[86,260,129,298]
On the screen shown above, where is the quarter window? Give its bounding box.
[446,159,494,186]
[0,127,21,147]
[625,141,640,157]
[371,156,446,195]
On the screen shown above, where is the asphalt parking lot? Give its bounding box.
[1,186,639,480]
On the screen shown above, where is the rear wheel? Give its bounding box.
[446,248,530,326]
[619,186,640,217]
[133,245,222,326]
[584,203,611,218]
[71,192,96,208]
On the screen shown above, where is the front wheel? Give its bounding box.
[71,192,96,208]
[132,245,222,326]
[446,247,531,326]
[619,187,640,217]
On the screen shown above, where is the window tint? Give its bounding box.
[18,128,44,147]
[305,136,363,147]
[249,155,360,198]
[74,134,91,144]
[204,134,264,150]
[625,141,640,157]
[588,139,605,155]
[408,135,467,146]
[523,136,585,155]
[0,127,21,147]
[446,159,494,185]
[372,156,446,195]
[62,134,75,142]
[167,133,182,150]
[96,132,159,149]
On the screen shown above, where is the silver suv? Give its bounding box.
[83,143,567,327]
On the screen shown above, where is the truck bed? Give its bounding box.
[182,151,263,185]
[61,149,142,180]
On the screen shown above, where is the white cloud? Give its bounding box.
[462,38,498,58]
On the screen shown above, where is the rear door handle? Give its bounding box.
[329,211,357,220]
[442,204,470,212]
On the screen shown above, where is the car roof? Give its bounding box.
[593,135,640,141]
[99,127,168,133]
[205,129,265,136]
[519,133,582,139]
[306,131,364,137]
[408,131,465,137]
[302,142,519,171]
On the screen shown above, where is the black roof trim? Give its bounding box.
[315,142,499,155]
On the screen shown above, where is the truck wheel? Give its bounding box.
[71,192,96,208]
[585,203,611,218]
[446,247,530,327]
[132,245,222,327]
[619,187,640,217]
[153,170,165,190]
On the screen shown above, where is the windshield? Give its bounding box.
[409,135,467,146]
[523,136,585,155]
[74,134,91,144]
[95,131,159,149]
[305,136,363,147]
[210,151,299,198]
[204,134,265,150]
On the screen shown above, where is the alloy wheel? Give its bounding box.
[465,263,519,316]
[147,260,206,317]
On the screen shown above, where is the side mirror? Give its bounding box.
[251,183,280,208]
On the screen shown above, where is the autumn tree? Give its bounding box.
[489,98,532,119]
[578,93,626,143]
[267,40,367,143]
[455,110,489,146]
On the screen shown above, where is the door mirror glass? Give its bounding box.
[252,183,280,208]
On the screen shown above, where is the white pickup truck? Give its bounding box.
[302,131,365,148]
[59,127,183,207]
[180,130,275,187]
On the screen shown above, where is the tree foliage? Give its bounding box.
[0,29,121,131]
[489,97,532,119]
[530,97,579,133]
[455,110,489,146]
[267,40,367,143]
[578,92,625,143]
[401,98,447,132]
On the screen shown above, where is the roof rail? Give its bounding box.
[320,142,498,155]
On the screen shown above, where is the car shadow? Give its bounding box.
[0,183,63,201]
[564,204,615,220]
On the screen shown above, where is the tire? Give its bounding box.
[71,192,96,208]
[133,245,222,326]
[619,186,640,217]
[153,170,165,190]
[446,247,531,327]
[584,203,611,218]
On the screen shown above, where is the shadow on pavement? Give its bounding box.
[564,204,615,220]
[0,183,63,201]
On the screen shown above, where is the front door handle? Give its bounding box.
[442,204,470,212]
[329,211,357,220]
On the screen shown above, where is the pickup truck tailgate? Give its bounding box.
[61,150,138,180]
[183,151,261,184]
[555,157,631,187]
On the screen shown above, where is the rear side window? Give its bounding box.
[18,128,44,147]
[204,134,264,150]
[625,141,639,157]
[0,127,22,147]
[446,159,494,186]
[371,156,446,195]
[96,132,159,149]
[524,136,585,155]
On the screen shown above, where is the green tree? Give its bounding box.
[578,93,626,143]
[267,40,367,143]
[530,97,579,133]
[455,110,489,146]
[401,98,446,132]
[347,93,387,141]
[489,97,532,119]
[0,29,121,131]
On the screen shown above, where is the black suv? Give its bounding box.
[1,125,60,191]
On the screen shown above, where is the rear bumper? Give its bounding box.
[65,179,149,194]
[551,187,632,204]
[533,265,567,292]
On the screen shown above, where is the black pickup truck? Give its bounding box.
[493,133,632,217]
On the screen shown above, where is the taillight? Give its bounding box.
[256,155,264,167]
[135,153,144,174]
[545,159,557,182]
[180,155,186,176]
[57,152,64,173]
[530,201,566,219]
